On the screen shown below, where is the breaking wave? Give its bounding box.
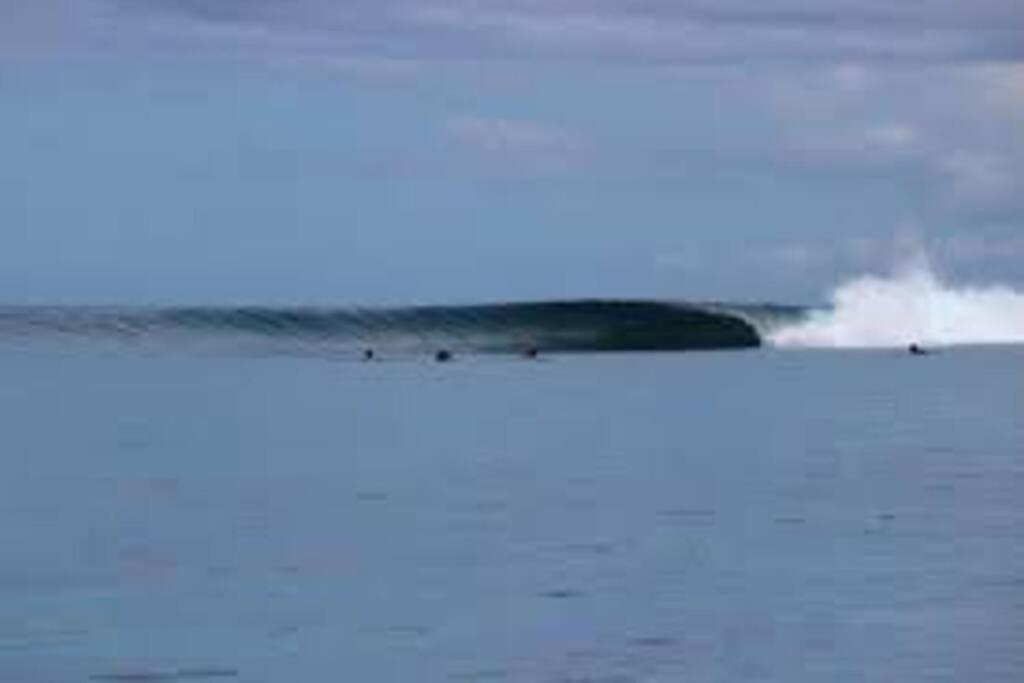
[7,268,1019,357]
[770,263,1024,349]
[0,300,767,355]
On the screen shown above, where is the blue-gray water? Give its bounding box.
[1,345,1022,682]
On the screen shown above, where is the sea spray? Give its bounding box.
[770,261,1024,348]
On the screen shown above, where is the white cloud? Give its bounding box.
[832,63,873,93]
[762,59,1023,219]
[447,116,587,172]
[776,120,925,167]
[970,62,1024,114]
[863,123,919,150]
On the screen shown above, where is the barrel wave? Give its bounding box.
[0,301,764,355]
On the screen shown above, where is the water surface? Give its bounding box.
[1,346,1021,681]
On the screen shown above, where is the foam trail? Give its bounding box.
[770,262,1024,348]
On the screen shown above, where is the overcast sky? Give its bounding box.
[1,0,1021,305]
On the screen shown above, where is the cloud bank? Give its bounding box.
[4,0,1023,64]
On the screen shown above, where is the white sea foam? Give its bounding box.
[770,261,1024,348]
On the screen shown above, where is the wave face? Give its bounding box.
[770,264,1024,349]
[0,300,764,355]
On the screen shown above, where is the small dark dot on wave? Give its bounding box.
[539,589,583,599]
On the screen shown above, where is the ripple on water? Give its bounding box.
[629,636,675,648]
[563,541,616,555]
[657,508,717,524]
[0,625,90,653]
[89,668,238,681]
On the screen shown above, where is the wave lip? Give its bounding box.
[770,265,1024,349]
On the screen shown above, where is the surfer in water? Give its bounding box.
[363,348,375,361]
[908,343,929,356]
[435,349,453,362]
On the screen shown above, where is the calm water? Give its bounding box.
[1,346,1022,682]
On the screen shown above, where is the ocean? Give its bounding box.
[3,262,1024,683]
[1,326,1021,682]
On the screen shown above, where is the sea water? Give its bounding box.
[1,345,1022,682]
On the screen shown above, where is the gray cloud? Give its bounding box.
[4,0,1023,64]
[762,63,1024,218]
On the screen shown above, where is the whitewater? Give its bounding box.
[769,262,1024,349]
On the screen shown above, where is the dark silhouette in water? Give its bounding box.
[523,346,539,359]
[435,349,453,362]
[908,343,930,356]
[363,348,375,361]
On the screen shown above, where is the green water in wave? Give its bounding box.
[0,300,776,352]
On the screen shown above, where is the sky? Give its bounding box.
[0,0,1022,305]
